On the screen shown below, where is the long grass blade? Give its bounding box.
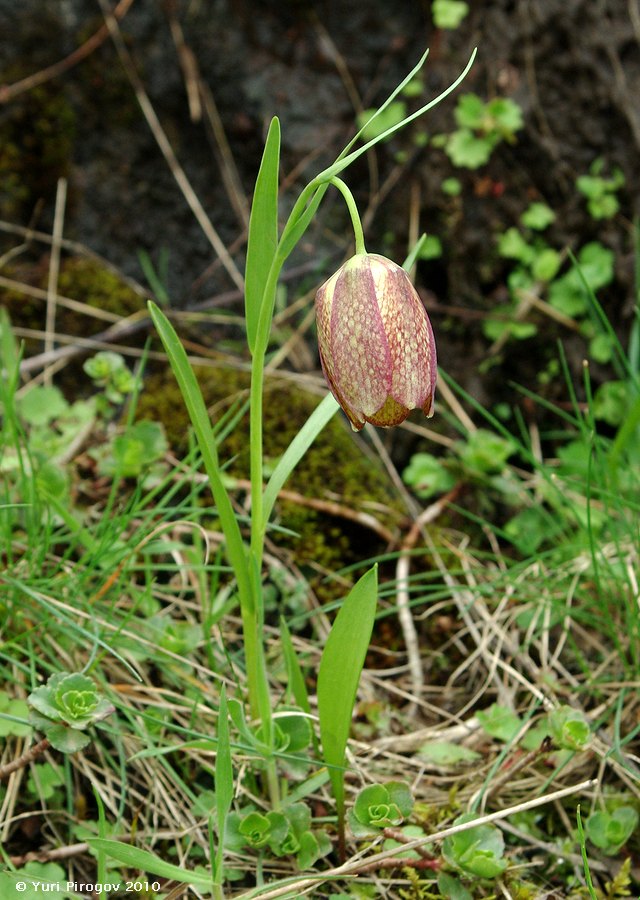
[280,617,311,715]
[317,564,378,853]
[214,686,233,888]
[245,117,280,355]
[148,302,251,605]
[86,839,212,887]
[262,392,339,532]
[318,49,477,182]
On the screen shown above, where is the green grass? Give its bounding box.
[1,291,639,898]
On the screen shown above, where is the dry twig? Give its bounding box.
[0,0,135,104]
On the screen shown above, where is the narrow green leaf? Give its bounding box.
[262,392,339,532]
[5,575,139,680]
[148,302,251,606]
[319,48,477,182]
[86,839,212,887]
[335,48,430,169]
[317,564,378,829]
[0,308,19,384]
[280,617,311,715]
[245,117,280,355]
[402,233,428,272]
[227,698,269,754]
[577,806,599,900]
[92,784,108,888]
[214,687,233,884]
[277,183,328,262]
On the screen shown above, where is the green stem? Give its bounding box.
[318,48,477,183]
[244,177,340,802]
[329,177,366,255]
[249,257,285,565]
[265,757,281,810]
[249,180,326,566]
[608,391,640,486]
[246,249,291,804]
[246,246,291,755]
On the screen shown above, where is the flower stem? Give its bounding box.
[329,177,366,255]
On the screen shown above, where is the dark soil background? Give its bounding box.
[1,0,639,417]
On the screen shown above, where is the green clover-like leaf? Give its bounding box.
[454,94,485,130]
[58,689,98,722]
[238,812,273,849]
[446,128,495,168]
[357,102,407,143]
[403,452,455,499]
[497,227,535,264]
[279,828,301,856]
[520,202,556,231]
[273,709,312,753]
[586,807,639,855]
[457,431,515,476]
[295,830,320,870]
[269,804,311,857]
[18,385,69,427]
[432,0,469,29]
[548,706,591,751]
[27,762,65,800]
[442,813,507,878]
[84,351,126,381]
[351,782,413,836]
[43,724,92,753]
[0,693,31,738]
[264,803,331,870]
[486,97,523,136]
[592,380,628,425]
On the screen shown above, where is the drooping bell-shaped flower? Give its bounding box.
[315,253,437,431]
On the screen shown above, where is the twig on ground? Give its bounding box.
[499,819,610,874]
[0,274,122,324]
[355,854,441,872]
[8,842,90,866]
[97,0,244,291]
[44,178,67,387]
[382,825,437,860]
[230,778,598,900]
[167,7,250,229]
[480,736,554,804]
[16,312,153,375]
[395,487,462,714]
[230,478,399,545]
[0,0,135,104]
[0,738,50,781]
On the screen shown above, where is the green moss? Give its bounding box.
[55,257,144,320]
[0,257,147,373]
[1,255,144,326]
[0,80,76,219]
[137,365,403,581]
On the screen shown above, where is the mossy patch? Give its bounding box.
[55,257,145,320]
[0,257,148,392]
[0,80,76,219]
[137,364,404,580]
[1,256,145,337]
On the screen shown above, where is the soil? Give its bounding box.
[1,0,639,419]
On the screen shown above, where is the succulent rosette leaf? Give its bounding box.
[315,253,437,431]
[28,673,115,752]
[348,781,414,837]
